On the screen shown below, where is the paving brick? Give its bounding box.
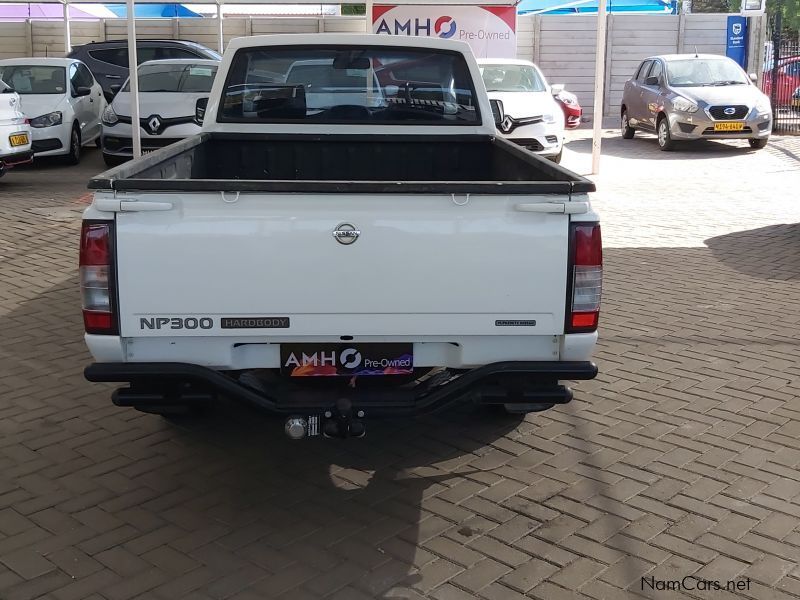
[1,135,800,600]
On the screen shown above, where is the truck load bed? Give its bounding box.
[89,132,595,195]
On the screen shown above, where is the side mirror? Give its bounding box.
[75,86,92,97]
[645,76,660,86]
[489,98,504,127]
[551,84,565,95]
[749,72,758,82]
[195,97,209,126]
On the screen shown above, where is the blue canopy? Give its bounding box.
[517,0,677,14]
[105,3,202,18]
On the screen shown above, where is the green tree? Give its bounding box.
[768,0,800,35]
[342,4,366,15]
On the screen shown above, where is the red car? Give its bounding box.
[554,89,582,128]
[762,55,800,107]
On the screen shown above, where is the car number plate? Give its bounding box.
[280,343,413,377]
[713,122,745,132]
[9,133,28,147]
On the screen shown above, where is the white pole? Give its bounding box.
[216,2,224,54]
[591,0,607,175]
[126,0,141,158]
[365,0,373,33]
[63,0,71,54]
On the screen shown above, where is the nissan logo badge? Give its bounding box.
[333,223,360,245]
[723,107,736,115]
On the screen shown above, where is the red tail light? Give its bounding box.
[80,222,117,335]
[567,223,602,333]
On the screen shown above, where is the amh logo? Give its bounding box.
[435,16,457,38]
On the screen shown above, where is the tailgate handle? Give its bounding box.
[94,198,173,212]
[514,202,589,214]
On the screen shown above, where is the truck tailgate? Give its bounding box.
[113,192,570,338]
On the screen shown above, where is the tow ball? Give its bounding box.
[284,398,366,440]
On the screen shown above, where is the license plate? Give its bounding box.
[9,133,28,147]
[280,343,413,377]
[713,122,745,131]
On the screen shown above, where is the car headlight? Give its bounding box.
[672,96,698,113]
[102,105,118,126]
[30,111,62,128]
[755,96,772,115]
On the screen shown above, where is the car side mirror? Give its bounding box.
[551,84,565,95]
[749,72,758,82]
[195,97,209,126]
[75,86,92,97]
[645,76,660,86]
[489,98,504,127]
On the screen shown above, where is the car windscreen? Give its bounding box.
[218,46,480,125]
[124,63,218,93]
[480,65,546,93]
[0,65,66,95]
[666,58,749,87]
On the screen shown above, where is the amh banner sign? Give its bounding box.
[372,5,517,58]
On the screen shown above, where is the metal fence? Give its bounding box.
[762,21,800,133]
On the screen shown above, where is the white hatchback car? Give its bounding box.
[101,59,219,166]
[478,59,566,162]
[0,79,33,177]
[0,58,105,164]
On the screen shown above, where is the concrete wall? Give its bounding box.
[0,13,764,123]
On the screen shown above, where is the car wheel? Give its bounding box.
[102,152,126,168]
[0,163,5,179]
[65,126,81,165]
[621,109,635,139]
[95,137,102,149]
[657,116,675,151]
[549,148,563,164]
[749,137,768,149]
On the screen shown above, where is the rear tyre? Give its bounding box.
[65,125,81,165]
[749,137,768,149]
[0,164,5,179]
[657,116,675,151]
[621,109,635,139]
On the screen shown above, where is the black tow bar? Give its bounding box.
[284,398,366,440]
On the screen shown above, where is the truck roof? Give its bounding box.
[226,34,473,54]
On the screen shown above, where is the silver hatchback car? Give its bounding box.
[621,54,773,151]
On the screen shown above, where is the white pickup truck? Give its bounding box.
[81,34,602,439]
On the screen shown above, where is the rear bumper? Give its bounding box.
[84,360,598,416]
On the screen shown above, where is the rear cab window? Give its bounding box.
[218,45,480,125]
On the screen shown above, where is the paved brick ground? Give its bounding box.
[0,134,799,600]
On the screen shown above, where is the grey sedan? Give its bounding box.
[620,54,773,151]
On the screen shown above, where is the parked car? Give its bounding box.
[555,88,582,129]
[101,58,219,166]
[478,58,565,162]
[761,55,800,107]
[68,40,222,101]
[0,79,33,177]
[0,58,105,163]
[621,54,772,151]
[81,35,601,437]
